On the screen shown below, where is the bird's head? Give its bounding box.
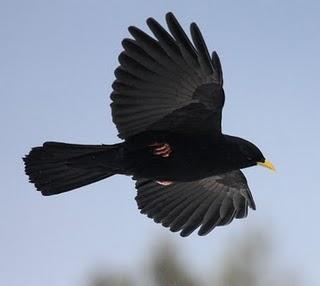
[224,135,275,171]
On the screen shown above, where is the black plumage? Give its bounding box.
[23,12,273,236]
[135,171,255,236]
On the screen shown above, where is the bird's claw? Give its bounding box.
[156,180,173,186]
[149,142,172,158]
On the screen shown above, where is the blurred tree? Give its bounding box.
[150,239,199,286]
[212,230,271,286]
[88,228,300,286]
[211,230,300,286]
[89,272,134,286]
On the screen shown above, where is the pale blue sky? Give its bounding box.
[1,1,320,285]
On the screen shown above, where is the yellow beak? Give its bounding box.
[257,160,276,171]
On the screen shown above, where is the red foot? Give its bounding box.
[149,142,172,158]
[156,180,173,186]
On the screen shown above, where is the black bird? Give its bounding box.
[24,12,275,237]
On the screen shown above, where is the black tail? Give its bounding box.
[23,142,123,196]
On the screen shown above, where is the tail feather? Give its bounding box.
[24,142,121,196]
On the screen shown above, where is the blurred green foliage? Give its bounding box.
[88,229,300,286]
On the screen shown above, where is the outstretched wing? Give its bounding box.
[111,12,225,139]
[135,170,256,237]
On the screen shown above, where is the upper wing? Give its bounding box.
[111,12,225,139]
[135,170,256,237]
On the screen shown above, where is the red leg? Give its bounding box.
[156,180,173,186]
[149,142,172,158]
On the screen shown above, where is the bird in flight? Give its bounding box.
[24,12,275,237]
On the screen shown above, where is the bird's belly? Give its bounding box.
[127,146,220,182]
